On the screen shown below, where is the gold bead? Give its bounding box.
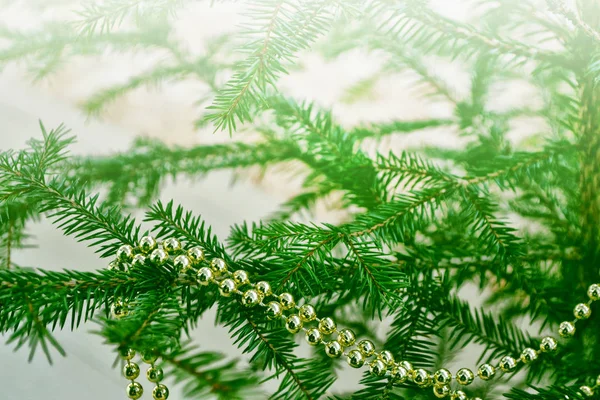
[141,350,158,364]
[153,384,170,400]
[520,348,538,363]
[391,364,408,383]
[434,368,452,385]
[286,315,303,333]
[433,384,450,398]
[265,301,282,320]
[123,362,140,379]
[413,368,431,387]
[111,299,129,319]
[477,363,495,380]
[580,386,594,397]
[347,349,365,368]
[108,260,127,272]
[139,236,157,253]
[210,258,227,275]
[131,254,146,268]
[318,317,337,335]
[574,303,591,319]
[450,390,467,400]
[588,283,600,301]
[357,339,375,357]
[325,340,343,358]
[233,270,250,285]
[197,267,213,285]
[378,350,394,365]
[117,245,134,262]
[455,368,474,385]
[174,255,192,272]
[242,289,261,307]
[126,382,144,399]
[256,281,272,297]
[279,293,295,310]
[499,356,518,372]
[187,247,205,264]
[337,328,356,347]
[149,248,168,265]
[146,365,164,383]
[162,238,181,253]
[558,321,576,337]
[369,359,386,376]
[540,336,558,352]
[399,360,413,375]
[299,304,317,322]
[119,348,135,360]
[219,279,236,296]
[306,328,322,346]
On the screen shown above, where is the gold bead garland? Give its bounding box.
[110,237,600,400]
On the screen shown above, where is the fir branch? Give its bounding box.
[350,118,455,140]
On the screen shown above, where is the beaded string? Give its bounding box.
[111,237,600,399]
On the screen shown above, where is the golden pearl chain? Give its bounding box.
[110,237,600,399]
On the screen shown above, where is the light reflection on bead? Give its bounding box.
[187,247,205,264]
[477,363,495,380]
[111,299,129,319]
[197,267,213,285]
[499,356,518,372]
[146,365,164,383]
[356,339,375,357]
[126,382,144,399]
[558,321,576,338]
[580,386,594,397]
[325,340,343,358]
[347,349,365,368]
[210,258,227,275]
[391,364,408,383]
[455,368,474,385]
[279,293,295,310]
[306,328,322,346]
[398,360,413,374]
[117,245,134,262]
[588,283,600,301]
[131,254,146,268]
[520,348,538,363]
[413,368,431,387]
[433,368,452,385]
[286,315,303,333]
[162,238,181,253]
[378,350,394,365]
[141,350,158,364]
[299,304,317,322]
[256,281,272,297]
[337,328,356,347]
[219,279,236,296]
[108,260,127,272]
[139,236,157,253]
[149,248,168,265]
[266,301,283,320]
[597,374,600,386]
[369,359,386,376]
[233,270,250,286]
[540,336,558,352]
[123,362,140,380]
[153,384,170,400]
[574,303,591,319]
[318,317,337,335]
[450,390,467,400]
[174,255,191,272]
[120,348,136,360]
[433,384,450,398]
[242,290,261,307]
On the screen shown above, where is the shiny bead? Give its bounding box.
[580,386,594,397]
[347,349,365,368]
[413,368,431,387]
[242,289,261,307]
[299,304,317,322]
[131,254,146,268]
[108,260,127,272]
[141,350,158,364]
[219,279,236,296]
[126,382,144,399]
[119,348,135,360]
[399,360,413,374]
[139,236,157,253]
[279,293,295,310]
[588,283,600,301]
[357,339,375,356]
[597,374,600,386]
[306,328,322,346]
[265,301,282,320]
[318,317,337,335]
[337,328,356,347]
[149,248,168,265]
[255,281,272,297]
[378,350,394,365]
[146,365,164,382]
[574,303,591,319]
[477,363,495,380]
[197,267,213,285]
[162,238,181,253]
[499,356,518,372]
[325,340,343,358]
[117,245,134,262]
[450,390,467,400]
[520,348,538,363]
[187,247,205,264]
[174,255,192,272]
[286,315,303,333]
[433,368,452,385]
[369,359,387,376]
[210,258,227,275]
[153,384,170,399]
[123,362,140,379]
[433,384,450,398]
[540,336,558,352]
[558,321,576,337]
[233,270,250,285]
[111,299,129,318]
[455,368,474,385]
[391,365,408,383]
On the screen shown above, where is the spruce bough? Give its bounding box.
[1,0,600,399]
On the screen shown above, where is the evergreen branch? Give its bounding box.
[350,118,455,140]
[546,0,600,43]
